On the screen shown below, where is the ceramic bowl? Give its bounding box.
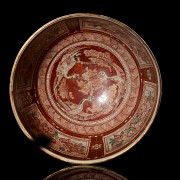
[9,13,162,164]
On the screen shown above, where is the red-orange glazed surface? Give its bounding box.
[10,13,161,164]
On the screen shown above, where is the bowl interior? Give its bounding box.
[10,13,161,164]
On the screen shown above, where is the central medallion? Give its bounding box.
[46,41,130,124]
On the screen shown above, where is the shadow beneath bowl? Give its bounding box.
[43,165,128,180]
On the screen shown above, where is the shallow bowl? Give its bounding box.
[10,13,162,164]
